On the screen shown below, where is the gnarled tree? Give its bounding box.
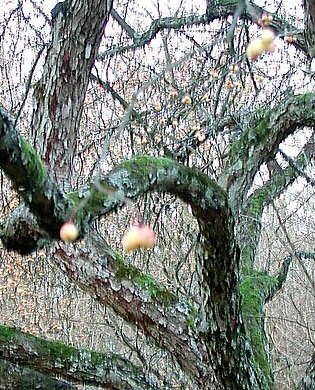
[0,0,314,389]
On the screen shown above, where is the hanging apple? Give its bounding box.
[246,29,276,60]
[181,95,192,105]
[60,221,79,242]
[122,224,156,252]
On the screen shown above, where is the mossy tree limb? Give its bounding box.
[0,359,76,390]
[239,271,281,389]
[236,142,315,390]
[82,155,228,229]
[227,93,315,211]
[0,111,273,388]
[0,324,158,390]
[239,140,314,273]
[0,105,72,249]
[53,231,210,386]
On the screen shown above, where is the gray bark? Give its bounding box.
[31,0,113,183]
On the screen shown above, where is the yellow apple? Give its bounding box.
[246,38,264,60]
[181,95,192,105]
[139,225,156,248]
[261,13,273,25]
[122,225,156,252]
[153,102,162,112]
[261,29,275,48]
[60,221,79,242]
[122,226,142,252]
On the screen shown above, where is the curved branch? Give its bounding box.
[1,99,228,253]
[0,105,71,251]
[227,93,315,211]
[0,324,158,390]
[82,156,228,228]
[238,138,314,272]
[245,137,315,217]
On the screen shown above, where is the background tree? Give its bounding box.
[0,0,314,389]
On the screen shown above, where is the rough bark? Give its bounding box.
[31,0,113,182]
[0,105,71,251]
[0,359,75,390]
[298,353,315,390]
[53,231,210,386]
[2,94,315,389]
[1,0,315,389]
[226,93,315,212]
[0,325,157,390]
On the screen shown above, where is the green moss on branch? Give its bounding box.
[0,325,154,389]
[113,257,178,306]
[80,155,227,228]
[239,271,279,389]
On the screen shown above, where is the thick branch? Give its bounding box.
[81,156,228,230]
[228,93,315,211]
[0,359,75,390]
[53,231,210,386]
[0,105,71,252]
[246,141,313,217]
[1,102,229,253]
[0,324,157,390]
[238,141,314,269]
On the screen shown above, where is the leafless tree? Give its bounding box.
[0,0,314,389]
